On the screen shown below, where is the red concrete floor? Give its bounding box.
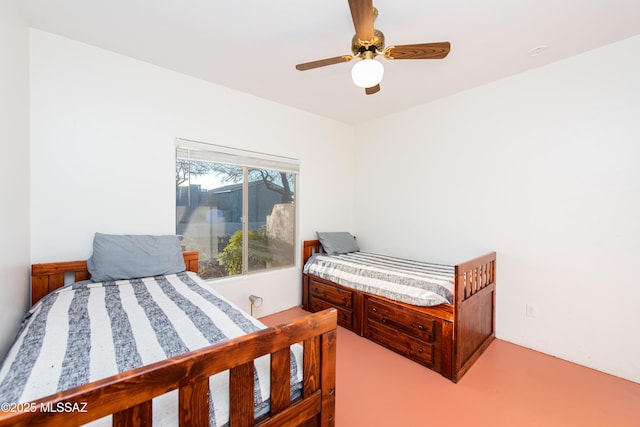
[262,307,640,427]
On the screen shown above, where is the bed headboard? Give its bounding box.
[302,239,323,267]
[30,251,199,306]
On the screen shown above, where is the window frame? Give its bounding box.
[175,138,299,279]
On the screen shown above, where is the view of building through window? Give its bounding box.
[176,158,296,280]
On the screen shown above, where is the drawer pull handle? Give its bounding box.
[372,307,377,313]
[418,325,424,330]
[341,296,346,301]
[417,348,423,354]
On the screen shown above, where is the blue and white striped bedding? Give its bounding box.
[304,252,455,306]
[0,271,303,426]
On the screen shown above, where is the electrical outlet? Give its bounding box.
[526,304,536,318]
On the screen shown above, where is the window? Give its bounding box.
[176,139,298,280]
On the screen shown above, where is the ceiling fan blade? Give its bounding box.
[348,0,375,41]
[365,84,380,95]
[295,55,354,71]
[384,42,451,60]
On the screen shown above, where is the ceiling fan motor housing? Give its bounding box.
[352,29,385,55]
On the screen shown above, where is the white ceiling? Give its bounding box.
[23,0,640,124]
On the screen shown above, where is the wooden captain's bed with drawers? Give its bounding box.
[0,234,337,427]
[302,236,496,383]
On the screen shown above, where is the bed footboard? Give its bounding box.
[0,309,338,427]
[453,252,497,382]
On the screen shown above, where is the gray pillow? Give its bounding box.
[316,232,360,255]
[87,233,186,282]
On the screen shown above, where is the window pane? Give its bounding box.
[176,160,243,279]
[247,168,296,273]
[176,160,296,280]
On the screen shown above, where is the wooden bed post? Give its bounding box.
[302,241,322,311]
[320,328,337,426]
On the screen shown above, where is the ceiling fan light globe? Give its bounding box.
[351,59,384,88]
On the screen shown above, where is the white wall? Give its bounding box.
[353,36,640,382]
[25,25,640,383]
[30,30,355,317]
[0,1,31,358]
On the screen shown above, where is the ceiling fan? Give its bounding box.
[295,0,450,95]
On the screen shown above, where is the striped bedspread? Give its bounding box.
[304,252,455,306]
[0,271,302,426]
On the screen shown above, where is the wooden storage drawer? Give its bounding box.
[310,279,353,309]
[367,297,435,342]
[366,319,435,367]
[310,296,353,330]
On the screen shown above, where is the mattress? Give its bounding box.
[0,271,303,426]
[304,251,455,306]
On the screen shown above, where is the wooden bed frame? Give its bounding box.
[302,240,496,383]
[29,252,202,306]
[0,252,338,427]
